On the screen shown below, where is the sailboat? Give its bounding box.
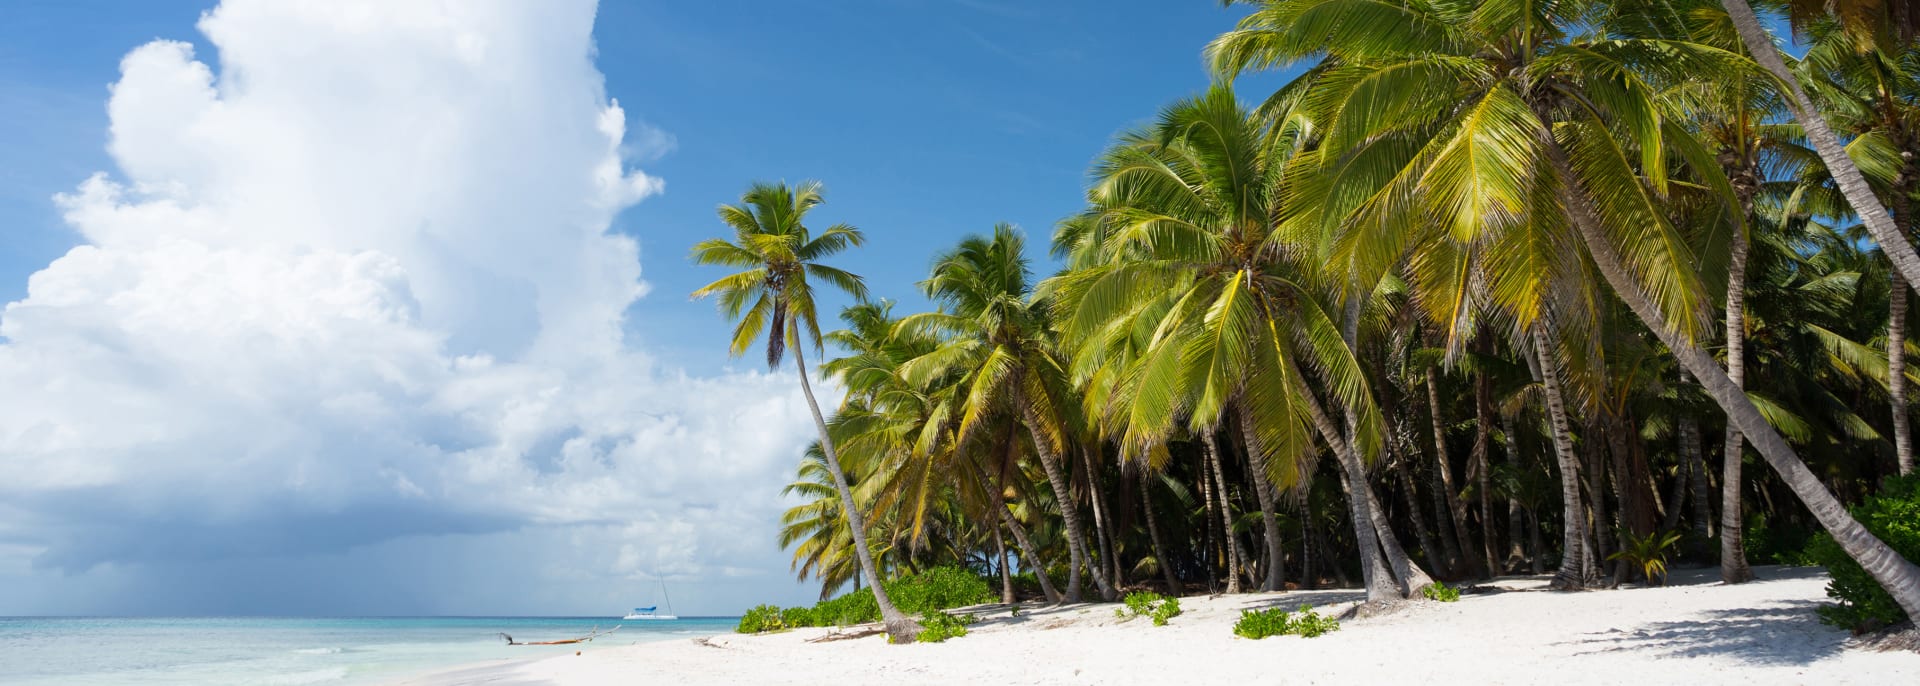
[622,579,679,620]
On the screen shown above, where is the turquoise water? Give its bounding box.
[0,616,739,685]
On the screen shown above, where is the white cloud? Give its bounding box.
[0,0,819,613]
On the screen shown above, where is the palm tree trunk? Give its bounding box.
[1584,418,1616,582]
[1140,473,1183,596]
[994,523,1015,604]
[1719,0,1920,291]
[1387,387,1443,570]
[1543,132,1920,618]
[1472,362,1499,577]
[1425,374,1470,577]
[1300,513,1317,589]
[978,460,1061,604]
[1200,451,1219,592]
[1500,412,1529,571]
[1078,445,1122,597]
[1203,431,1246,594]
[1719,202,1757,583]
[790,344,920,642]
[1896,275,1914,477]
[1235,404,1288,591]
[1297,379,1404,602]
[1533,327,1592,590]
[1016,389,1113,601]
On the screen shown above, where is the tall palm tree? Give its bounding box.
[1048,86,1434,603]
[901,225,1118,602]
[1210,0,1920,614]
[691,181,921,642]
[1718,0,1920,290]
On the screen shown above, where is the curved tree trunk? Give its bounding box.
[1533,327,1592,591]
[1296,375,1405,602]
[1719,0,1920,291]
[1235,403,1289,591]
[1387,387,1442,570]
[1019,396,1097,602]
[1203,431,1245,594]
[1544,132,1920,618]
[1139,472,1183,596]
[978,459,1060,604]
[791,345,920,642]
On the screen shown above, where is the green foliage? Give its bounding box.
[1747,517,1819,565]
[1608,530,1684,584]
[744,567,997,631]
[913,611,977,643]
[736,604,791,634]
[1421,583,1461,602]
[1114,591,1182,626]
[1806,475,1920,632]
[1232,604,1340,639]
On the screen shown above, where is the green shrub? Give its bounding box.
[736,604,790,634]
[741,567,998,632]
[1421,583,1460,602]
[1806,474,1920,632]
[1114,591,1182,626]
[1609,529,1683,585]
[1233,604,1341,639]
[913,611,976,643]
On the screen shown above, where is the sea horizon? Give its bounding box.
[0,615,740,686]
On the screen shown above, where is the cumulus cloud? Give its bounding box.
[0,0,818,612]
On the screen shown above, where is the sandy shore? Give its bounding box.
[395,565,1918,685]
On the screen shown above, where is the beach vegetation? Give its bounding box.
[1115,591,1182,626]
[1807,475,1920,632]
[1421,583,1460,603]
[911,611,977,643]
[1233,605,1340,639]
[708,0,1920,633]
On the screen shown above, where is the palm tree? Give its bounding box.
[900,225,1118,602]
[1048,86,1434,603]
[1717,0,1920,290]
[691,181,921,642]
[1210,0,1920,614]
[1800,19,1920,477]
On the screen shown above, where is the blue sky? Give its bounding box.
[0,0,1294,616]
[3,0,1286,372]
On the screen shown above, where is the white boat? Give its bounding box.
[622,579,679,620]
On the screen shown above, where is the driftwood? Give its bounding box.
[499,625,620,646]
[806,626,884,643]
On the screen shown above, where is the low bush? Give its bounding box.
[1422,583,1460,602]
[1609,529,1683,585]
[912,610,976,643]
[1806,474,1920,633]
[1114,591,1182,626]
[739,566,998,632]
[736,604,789,634]
[1233,604,1340,639]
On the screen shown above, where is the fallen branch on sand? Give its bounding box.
[500,625,621,646]
[807,627,884,643]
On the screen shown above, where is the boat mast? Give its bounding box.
[660,578,675,615]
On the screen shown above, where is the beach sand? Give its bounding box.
[396,565,1919,685]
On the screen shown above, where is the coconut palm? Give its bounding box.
[1210,0,1920,613]
[1717,0,1920,290]
[1046,86,1434,602]
[899,225,1118,602]
[690,181,921,642]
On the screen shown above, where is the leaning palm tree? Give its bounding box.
[1210,0,1920,614]
[691,180,920,642]
[1716,0,1920,289]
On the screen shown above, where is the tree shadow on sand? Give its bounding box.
[1561,596,1844,665]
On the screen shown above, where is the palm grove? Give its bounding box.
[694,0,1920,643]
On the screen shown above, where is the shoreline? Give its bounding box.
[393,565,1919,685]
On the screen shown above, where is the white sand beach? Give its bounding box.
[396,566,1918,685]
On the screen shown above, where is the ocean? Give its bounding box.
[0,616,739,685]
